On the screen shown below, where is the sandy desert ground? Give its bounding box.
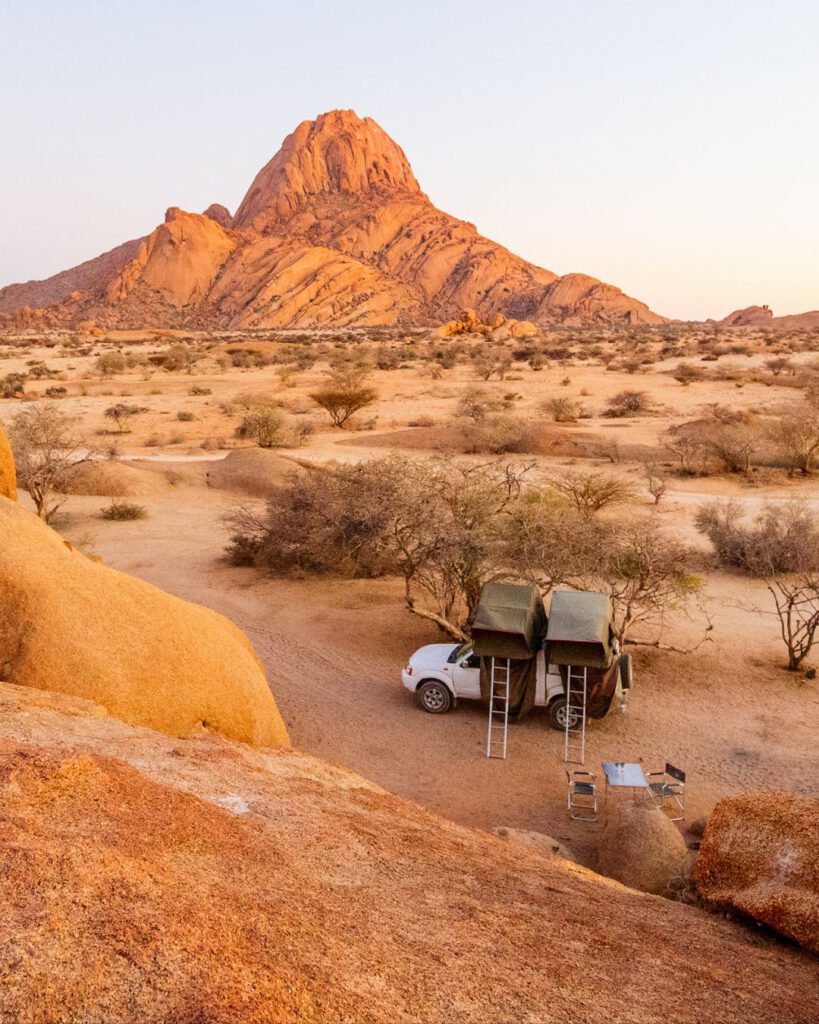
[2,326,818,866]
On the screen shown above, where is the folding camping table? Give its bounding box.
[601,762,649,818]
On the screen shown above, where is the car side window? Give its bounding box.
[463,653,480,669]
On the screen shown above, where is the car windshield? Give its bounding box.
[448,642,472,664]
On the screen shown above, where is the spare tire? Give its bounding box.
[619,652,633,690]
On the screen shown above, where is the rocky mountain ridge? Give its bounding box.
[0,110,665,329]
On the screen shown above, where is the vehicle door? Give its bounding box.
[451,648,481,698]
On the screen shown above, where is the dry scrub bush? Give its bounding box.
[95,352,128,376]
[472,352,512,381]
[456,415,540,455]
[603,517,703,644]
[542,397,578,423]
[236,405,286,448]
[1,373,26,398]
[605,390,649,417]
[666,407,764,476]
[645,464,670,504]
[9,403,86,521]
[696,500,819,669]
[101,500,148,521]
[670,362,707,385]
[770,393,819,476]
[152,344,199,372]
[104,404,140,434]
[455,391,503,423]
[502,492,609,594]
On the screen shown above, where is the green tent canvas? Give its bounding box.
[471,583,546,660]
[546,590,614,669]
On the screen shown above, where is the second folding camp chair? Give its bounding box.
[647,763,686,821]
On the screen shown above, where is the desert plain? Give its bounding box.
[2,321,817,864]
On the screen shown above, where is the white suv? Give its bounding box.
[401,642,612,730]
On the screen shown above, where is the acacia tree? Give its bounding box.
[226,454,530,639]
[645,463,669,504]
[547,470,633,520]
[104,403,139,434]
[602,517,703,645]
[764,575,819,671]
[9,402,86,521]
[502,492,610,594]
[310,366,378,428]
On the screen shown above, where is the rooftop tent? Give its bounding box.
[546,590,614,669]
[471,583,546,660]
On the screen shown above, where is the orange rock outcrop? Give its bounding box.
[0,498,289,748]
[720,304,819,330]
[695,790,819,953]
[0,424,15,501]
[0,110,666,329]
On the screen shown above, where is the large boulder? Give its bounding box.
[0,424,15,500]
[206,447,303,498]
[0,498,288,748]
[597,800,691,897]
[58,459,173,497]
[695,791,819,953]
[509,319,538,339]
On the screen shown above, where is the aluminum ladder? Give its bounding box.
[486,656,511,759]
[563,665,588,765]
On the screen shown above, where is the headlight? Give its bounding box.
[405,665,413,675]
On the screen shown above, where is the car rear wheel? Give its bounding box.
[416,680,452,714]
[548,697,580,732]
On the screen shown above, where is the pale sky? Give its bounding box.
[2,0,817,320]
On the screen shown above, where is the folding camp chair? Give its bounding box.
[647,763,686,821]
[567,770,598,822]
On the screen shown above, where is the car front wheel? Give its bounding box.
[548,697,580,732]
[416,680,452,714]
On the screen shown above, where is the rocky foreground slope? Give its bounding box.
[0,682,816,1024]
[0,110,665,329]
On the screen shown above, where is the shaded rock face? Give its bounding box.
[0,425,15,501]
[0,498,289,748]
[695,790,819,953]
[0,686,816,1024]
[202,202,233,228]
[0,110,666,329]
